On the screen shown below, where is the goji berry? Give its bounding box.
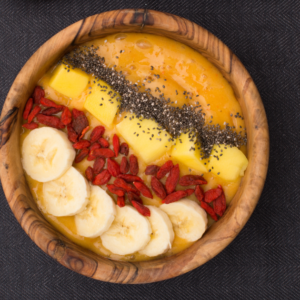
[93,170,111,185]
[165,164,180,194]
[93,157,105,174]
[37,114,62,129]
[117,196,125,207]
[40,97,62,109]
[117,174,143,182]
[32,86,44,104]
[156,160,174,179]
[42,107,63,116]
[67,124,78,143]
[114,178,140,195]
[23,98,33,120]
[107,184,125,196]
[107,158,120,177]
[185,189,195,196]
[113,134,120,157]
[133,182,153,199]
[85,166,94,182]
[213,185,226,217]
[28,106,41,123]
[179,175,207,186]
[74,148,89,163]
[87,143,101,161]
[127,192,143,204]
[151,177,166,200]
[79,126,90,139]
[204,186,222,203]
[131,201,150,217]
[119,143,129,156]
[99,137,109,148]
[61,106,72,125]
[129,154,139,175]
[90,126,105,143]
[120,157,129,174]
[195,185,205,202]
[72,109,89,135]
[91,148,115,158]
[200,201,218,221]
[145,165,160,176]
[73,139,91,150]
[162,190,187,204]
[22,122,38,130]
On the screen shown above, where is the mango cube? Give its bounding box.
[207,144,248,181]
[171,132,207,174]
[49,64,89,98]
[84,79,120,128]
[116,114,173,163]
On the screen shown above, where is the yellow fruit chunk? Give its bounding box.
[171,132,207,174]
[116,114,172,163]
[49,64,89,98]
[84,79,121,128]
[207,144,248,181]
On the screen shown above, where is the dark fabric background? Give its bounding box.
[0,0,299,299]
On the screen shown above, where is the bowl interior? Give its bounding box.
[0,9,269,283]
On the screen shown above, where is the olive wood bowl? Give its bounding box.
[0,9,269,283]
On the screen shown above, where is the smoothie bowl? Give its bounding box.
[0,9,269,283]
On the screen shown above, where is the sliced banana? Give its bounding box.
[43,167,90,216]
[75,185,116,238]
[160,199,207,242]
[139,206,174,257]
[101,205,152,255]
[22,127,76,182]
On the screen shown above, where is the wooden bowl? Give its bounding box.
[0,9,269,283]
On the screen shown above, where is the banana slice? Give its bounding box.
[22,127,76,182]
[160,199,207,242]
[75,185,116,238]
[43,167,90,216]
[139,206,174,257]
[101,205,152,255]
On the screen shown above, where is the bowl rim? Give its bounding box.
[0,9,269,283]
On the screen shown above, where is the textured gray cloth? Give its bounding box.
[0,0,299,299]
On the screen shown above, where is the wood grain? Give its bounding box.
[0,9,269,283]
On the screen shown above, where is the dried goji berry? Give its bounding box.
[107,184,125,196]
[162,190,187,204]
[93,169,111,185]
[40,97,62,109]
[90,126,105,143]
[131,201,150,216]
[156,160,174,179]
[85,166,94,182]
[113,134,120,157]
[99,137,109,148]
[151,177,166,200]
[117,174,143,182]
[179,175,207,186]
[114,178,140,195]
[133,182,153,199]
[127,192,143,204]
[73,140,91,150]
[93,157,105,174]
[74,148,89,163]
[67,124,78,143]
[145,165,160,176]
[117,196,125,207]
[107,158,120,177]
[61,106,72,125]
[42,107,63,116]
[204,186,222,203]
[165,164,180,194]
[87,143,101,161]
[37,114,62,129]
[72,109,89,135]
[79,126,90,139]
[195,185,205,202]
[32,86,44,104]
[213,185,226,217]
[185,188,195,196]
[129,155,139,175]
[22,122,38,130]
[200,201,218,221]
[91,148,115,158]
[23,98,33,120]
[120,157,129,174]
[28,106,41,123]
[119,143,129,156]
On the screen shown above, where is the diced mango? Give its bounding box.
[49,64,89,98]
[84,79,120,128]
[171,132,207,174]
[116,114,173,163]
[207,144,248,181]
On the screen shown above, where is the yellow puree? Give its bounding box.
[20,33,246,262]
